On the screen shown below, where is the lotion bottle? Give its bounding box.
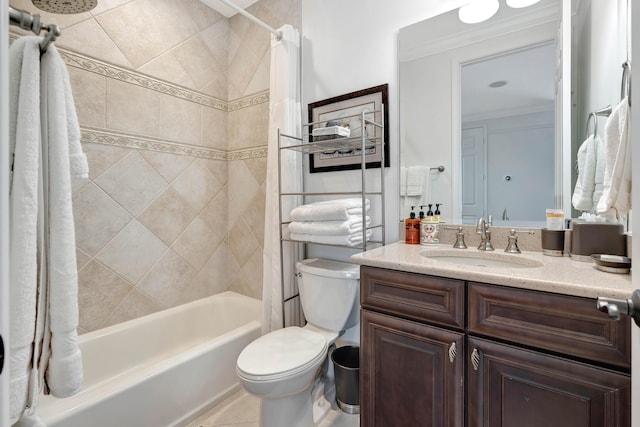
[405,206,420,244]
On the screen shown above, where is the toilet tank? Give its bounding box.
[296,258,360,333]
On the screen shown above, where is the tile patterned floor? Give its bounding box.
[186,389,359,427]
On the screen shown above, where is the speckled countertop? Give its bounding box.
[350,242,634,299]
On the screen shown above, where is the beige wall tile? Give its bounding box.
[228,217,259,268]
[73,182,132,255]
[240,247,263,299]
[243,157,268,185]
[192,244,231,295]
[201,106,228,150]
[204,159,229,186]
[137,52,196,89]
[200,21,230,70]
[137,250,197,308]
[96,219,168,284]
[101,289,163,328]
[201,75,228,100]
[90,0,135,17]
[94,151,167,215]
[172,217,222,271]
[81,142,131,180]
[228,160,260,213]
[106,79,163,137]
[200,185,229,232]
[140,151,196,183]
[171,34,221,91]
[96,0,221,68]
[228,102,269,151]
[241,182,266,248]
[158,96,202,145]
[228,47,262,100]
[244,59,270,96]
[138,187,198,246]
[172,159,223,212]
[58,18,133,68]
[68,67,106,129]
[78,260,134,331]
[76,248,92,271]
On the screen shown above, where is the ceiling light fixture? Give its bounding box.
[489,80,508,88]
[506,0,542,8]
[458,0,500,24]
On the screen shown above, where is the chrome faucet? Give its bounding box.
[476,215,494,251]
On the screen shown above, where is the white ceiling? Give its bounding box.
[461,42,557,121]
[198,0,259,18]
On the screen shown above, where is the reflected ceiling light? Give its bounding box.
[489,80,508,88]
[506,0,542,8]
[458,0,500,24]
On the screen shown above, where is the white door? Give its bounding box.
[1,1,11,425]
[461,126,485,224]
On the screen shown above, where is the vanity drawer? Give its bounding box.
[361,266,464,329]
[468,282,631,369]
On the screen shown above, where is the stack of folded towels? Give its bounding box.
[288,198,371,246]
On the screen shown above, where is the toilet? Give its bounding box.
[236,258,360,427]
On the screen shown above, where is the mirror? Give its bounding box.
[398,0,567,226]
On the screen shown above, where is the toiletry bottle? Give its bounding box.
[434,204,442,223]
[405,206,420,244]
[421,204,440,245]
[419,205,426,220]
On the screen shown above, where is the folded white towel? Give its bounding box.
[290,229,372,246]
[572,134,605,212]
[9,36,42,425]
[41,43,84,398]
[406,166,428,196]
[597,98,631,217]
[288,216,371,235]
[290,198,370,222]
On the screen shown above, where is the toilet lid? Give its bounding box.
[237,327,327,380]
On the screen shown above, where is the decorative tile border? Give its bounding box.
[9,32,269,112]
[81,127,228,160]
[228,90,270,111]
[227,146,269,160]
[81,126,268,160]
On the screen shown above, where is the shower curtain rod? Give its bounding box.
[8,6,61,52]
[216,0,283,40]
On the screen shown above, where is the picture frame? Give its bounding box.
[307,84,389,173]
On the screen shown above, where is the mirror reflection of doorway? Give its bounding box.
[461,42,557,225]
[461,126,486,224]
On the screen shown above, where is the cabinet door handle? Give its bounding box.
[448,342,457,363]
[471,348,480,371]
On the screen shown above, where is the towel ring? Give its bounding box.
[621,61,632,107]
[585,105,613,139]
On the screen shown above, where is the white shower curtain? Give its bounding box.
[262,25,303,334]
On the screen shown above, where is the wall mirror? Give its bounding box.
[398,0,568,227]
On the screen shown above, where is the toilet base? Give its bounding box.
[260,386,314,427]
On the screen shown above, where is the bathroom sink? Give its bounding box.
[420,251,543,269]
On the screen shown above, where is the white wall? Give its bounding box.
[301,0,467,251]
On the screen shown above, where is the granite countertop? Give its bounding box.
[350,242,635,299]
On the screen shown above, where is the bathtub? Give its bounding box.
[36,291,262,427]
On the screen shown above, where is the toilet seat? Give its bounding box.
[237,327,327,382]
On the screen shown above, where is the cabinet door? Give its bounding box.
[361,309,464,427]
[468,337,630,427]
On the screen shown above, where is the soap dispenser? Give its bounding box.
[421,204,440,245]
[405,206,420,244]
[434,204,443,223]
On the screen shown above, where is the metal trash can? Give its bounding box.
[331,345,360,414]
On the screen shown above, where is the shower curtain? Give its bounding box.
[262,25,302,334]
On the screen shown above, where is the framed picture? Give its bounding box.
[308,84,389,173]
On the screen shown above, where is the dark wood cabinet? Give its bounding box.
[467,337,630,427]
[360,266,631,427]
[361,310,464,427]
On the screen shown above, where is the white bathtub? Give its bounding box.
[37,291,262,427]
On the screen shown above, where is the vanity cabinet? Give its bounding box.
[360,266,631,427]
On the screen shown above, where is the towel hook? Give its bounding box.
[621,61,632,107]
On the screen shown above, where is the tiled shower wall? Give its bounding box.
[9,0,301,333]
